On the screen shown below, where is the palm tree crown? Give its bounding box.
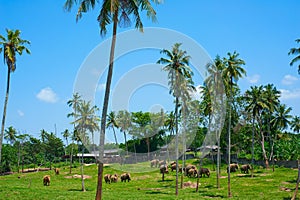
[288,38,300,74]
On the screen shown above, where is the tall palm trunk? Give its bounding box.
[217,129,221,188]
[112,127,118,146]
[96,9,118,200]
[0,69,11,165]
[251,116,255,178]
[227,81,232,198]
[123,131,128,155]
[81,143,86,192]
[146,137,150,161]
[69,137,74,174]
[291,160,300,200]
[175,97,179,196]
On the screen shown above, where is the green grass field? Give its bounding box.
[0,160,298,200]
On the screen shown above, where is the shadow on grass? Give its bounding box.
[235,174,259,178]
[286,179,297,184]
[157,179,173,183]
[282,197,299,200]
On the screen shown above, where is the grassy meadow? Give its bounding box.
[0,159,298,200]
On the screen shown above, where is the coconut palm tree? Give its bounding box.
[271,104,292,131]
[64,1,160,198]
[263,84,280,171]
[0,29,30,164]
[67,92,82,174]
[73,100,100,192]
[223,51,246,197]
[117,110,132,154]
[107,111,119,146]
[4,126,17,145]
[62,129,70,161]
[244,85,267,173]
[202,55,226,189]
[157,43,195,196]
[291,116,300,134]
[288,39,300,74]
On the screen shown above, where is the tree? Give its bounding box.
[271,104,292,131]
[117,110,132,154]
[67,93,82,174]
[263,84,280,171]
[244,85,267,173]
[202,55,226,189]
[107,111,119,146]
[64,1,160,198]
[62,129,70,161]
[223,51,246,197]
[0,29,30,165]
[291,116,300,134]
[157,43,195,196]
[73,100,100,192]
[288,39,300,74]
[4,126,17,145]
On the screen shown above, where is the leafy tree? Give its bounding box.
[0,29,30,164]
[288,39,300,74]
[157,43,195,195]
[223,51,246,197]
[64,1,160,198]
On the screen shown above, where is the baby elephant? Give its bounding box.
[150,159,159,168]
[53,168,60,175]
[240,164,251,174]
[227,163,239,173]
[104,174,111,184]
[199,168,210,178]
[121,173,131,182]
[43,175,51,186]
[111,174,118,183]
[187,168,198,178]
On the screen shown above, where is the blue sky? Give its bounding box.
[0,0,300,143]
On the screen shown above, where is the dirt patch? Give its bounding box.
[64,174,92,179]
[279,186,292,192]
[182,181,199,189]
[281,181,290,185]
[219,176,227,179]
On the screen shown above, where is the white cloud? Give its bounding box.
[279,88,300,100]
[97,83,106,91]
[17,110,24,117]
[36,87,58,103]
[281,75,298,85]
[246,74,260,84]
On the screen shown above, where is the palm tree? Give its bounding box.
[67,93,82,174]
[271,104,292,131]
[4,126,17,145]
[0,29,30,164]
[202,56,226,189]
[117,110,132,154]
[288,39,300,74]
[157,43,195,196]
[263,84,280,171]
[291,116,300,134]
[107,111,119,146]
[64,1,160,198]
[244,85,267,173]
[223,51,246,197]
[73,100,100,192]
[62,129,70,163]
